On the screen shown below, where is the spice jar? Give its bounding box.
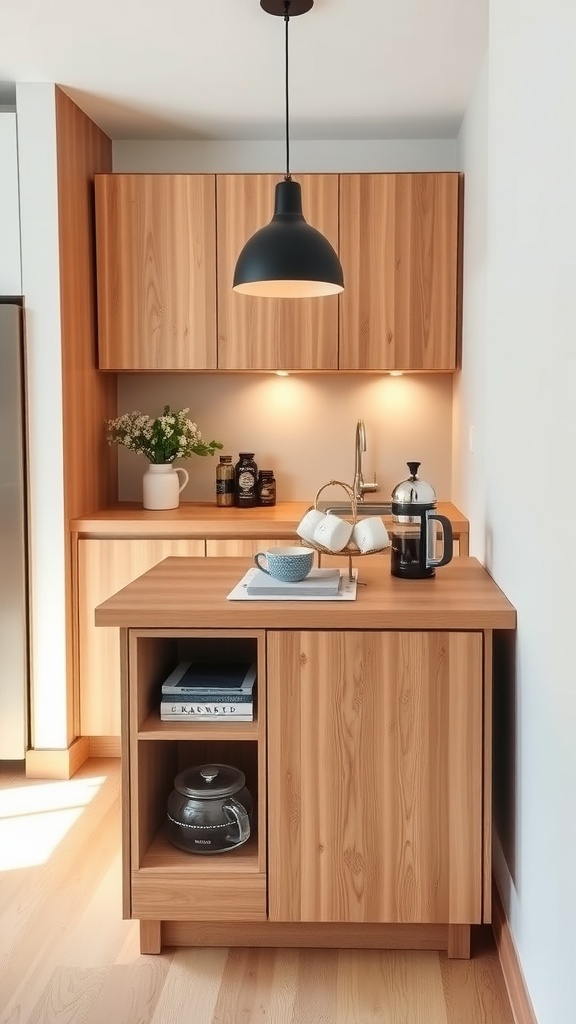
[216,455,235,507]
[257,469,276,507]
[234,453,258,508]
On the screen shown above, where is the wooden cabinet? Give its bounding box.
[95,174,217,370]
[339,173,460,370]
[77,538,205,737]
[267,630,483,925]
[216,174,339,370]
[206,538,294,558]
[123,628,267,949]
[93,171,460,373]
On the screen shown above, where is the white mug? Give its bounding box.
[313,513,353,553]
[296,508,327,544]
[352,516,390,554]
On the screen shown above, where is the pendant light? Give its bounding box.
[233,0,344,298]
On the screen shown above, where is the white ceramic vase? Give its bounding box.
[143,463,189,510]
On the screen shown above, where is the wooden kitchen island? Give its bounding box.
[95,556,516,958]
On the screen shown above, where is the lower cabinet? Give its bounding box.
[77,538,205,737]
[122,624,487,954]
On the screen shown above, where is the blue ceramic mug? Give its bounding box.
[254,545,314,583]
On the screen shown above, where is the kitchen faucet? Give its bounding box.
[353,419,379,503]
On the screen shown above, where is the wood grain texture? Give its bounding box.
[54,87,115,749]
[267,630,483,925]
[217,174,339,370]
[94,556,517,631]
[339,172,459,370]
[95,173,217,369]
[55,88,115,522]
[78,538,204,735]
[0,759,515,1022]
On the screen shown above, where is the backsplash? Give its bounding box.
[116,373,454,504]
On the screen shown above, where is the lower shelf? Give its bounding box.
[140,820,260,873]
[132,822,266,921]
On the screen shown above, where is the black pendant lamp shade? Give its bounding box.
[233,0,344,298]
[233,178,343,297]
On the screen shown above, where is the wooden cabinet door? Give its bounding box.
[339,173,460,370]
[78,538,205,736]
[267,630,483,924]
[217,174,339,370]
[95,174,217,370]
[206,538,295,557]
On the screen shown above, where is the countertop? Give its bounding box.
[71,500,469,541]
[95,556,515,631]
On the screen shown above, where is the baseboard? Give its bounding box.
[89,735,121,758]
[25,736,91,779]
[492,881,538,1024]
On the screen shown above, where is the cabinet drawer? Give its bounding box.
[131,872,267,920]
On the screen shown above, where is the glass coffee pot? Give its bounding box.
[390,462,453,579]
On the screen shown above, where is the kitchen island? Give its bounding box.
[95,555,515,957]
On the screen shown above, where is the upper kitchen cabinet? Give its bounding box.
[216,174,339,370]
[338,173,460,371]
[95,174,217,370]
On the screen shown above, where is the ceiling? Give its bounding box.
[0,0,487,141]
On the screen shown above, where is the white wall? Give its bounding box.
[453,57,488,558]
[0,112,21,294]
[456,5,576,1022]
[16,84,69,750]
[113,137,458,504]
[113,138,459,173]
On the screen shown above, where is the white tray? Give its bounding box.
[227,567,358,601]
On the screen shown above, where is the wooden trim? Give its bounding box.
[25,736,90,779]
[492,882,539,1024]
[483,631,493,921]
[447,924,471,959]
[160,921,451,952]
[88,736,122,758]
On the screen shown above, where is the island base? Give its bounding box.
[139,920,471,959]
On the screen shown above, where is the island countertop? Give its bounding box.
[95,555,516,631]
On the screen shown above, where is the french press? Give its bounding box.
[390,462,453,579]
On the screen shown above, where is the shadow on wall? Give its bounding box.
[492,629,518,886]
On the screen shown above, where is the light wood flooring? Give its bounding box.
[0,758,515,1024]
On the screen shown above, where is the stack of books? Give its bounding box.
[159,660,257,721]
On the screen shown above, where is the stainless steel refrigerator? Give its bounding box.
[0,301,29,759]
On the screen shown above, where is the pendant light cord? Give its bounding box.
[284,0,291,180]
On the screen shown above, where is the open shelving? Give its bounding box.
[123,628,267,932]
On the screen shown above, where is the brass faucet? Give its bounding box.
[353,419,379,503]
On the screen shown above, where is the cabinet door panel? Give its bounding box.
[267,630,482,924]
[95,174,217,370]
[217,174,339,370]
[206,539,295,557]
[78,539,205,735]
[339,173,459,370]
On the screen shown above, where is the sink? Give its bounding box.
[317,500,392,518]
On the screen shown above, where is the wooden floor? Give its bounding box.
[0,758,515,1024]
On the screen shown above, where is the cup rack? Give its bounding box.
[300,480,388,582]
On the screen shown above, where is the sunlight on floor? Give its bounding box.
[0,775,105,870]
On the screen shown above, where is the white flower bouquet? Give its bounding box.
[106,406,223,464]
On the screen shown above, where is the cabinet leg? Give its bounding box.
[140,919,162,955]
[447,924,471,959]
